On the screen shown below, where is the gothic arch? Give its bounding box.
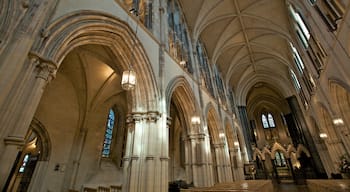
[224,118,234,149]
[32,10,159,111]
[205,103,221,144]
[329,80,350,125]
[29,118,51,161]
[166,76,199,134]
[270,142,288,159]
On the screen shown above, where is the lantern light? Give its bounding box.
[191,115,200,125]
[121,69,136,91]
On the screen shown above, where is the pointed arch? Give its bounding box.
[270,142,288,159]
[166,76,199,134]
[32,11,159,112]
[205,103,221,144]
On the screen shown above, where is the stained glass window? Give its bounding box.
[102,109,115,157]
[268,113,275,128]
[290,69,301,92]
[262,114,269,128]
[19,154,30,173]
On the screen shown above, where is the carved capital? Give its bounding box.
[29,52,57,82]
[126,111,162,123]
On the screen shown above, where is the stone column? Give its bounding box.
[123,111,167,192]
[0,57,57,189]
[0,0,57,111]
[237,106,253,161]
[27,161,49,192]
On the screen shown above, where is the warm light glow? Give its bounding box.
[319,133,328,139]
[219,133,225,138]
[191,116,200,125]
[293,161,301,169]
[333,118,344,126]
[234,141,239,147]
[121,69,136,91]
[179,60,186,66]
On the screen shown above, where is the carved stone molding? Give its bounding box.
[188,133,206,140]
[146,156,155,160]
[4,136,25,147]
[126,111,162,124]
[213,143,225,148]
[160,156,169,161]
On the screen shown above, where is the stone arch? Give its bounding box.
[29,118,51,161]
[296,144,311,159]
[224,118,234,149]
[329,80,350,126]
[270,142,288,159]
[252,148,263,161]
[166,76,199,134]
[32,10,159,111]
[205,103,221,144]
[166,76,199,183]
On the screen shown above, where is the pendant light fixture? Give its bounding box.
[121,8,139,91]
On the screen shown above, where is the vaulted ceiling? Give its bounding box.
[179,0,296,105]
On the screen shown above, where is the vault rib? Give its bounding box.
[233,0,256,72]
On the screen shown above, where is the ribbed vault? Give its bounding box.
[179,0,295,102]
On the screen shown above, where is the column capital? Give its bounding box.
[29,52,58,82]
[213,143,225,148]
[126,111,162,123]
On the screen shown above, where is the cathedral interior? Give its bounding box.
[0,0,350,191]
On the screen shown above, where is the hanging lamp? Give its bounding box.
[121,8,139,91]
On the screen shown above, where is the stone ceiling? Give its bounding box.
[179,0,295,105]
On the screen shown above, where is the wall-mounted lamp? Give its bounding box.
[179,60,186,66]
[234,141,239,148]
[319,132,328,139]
[333,118,344,126]
[191,115,200,125]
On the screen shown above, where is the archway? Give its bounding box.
[8,12,159,191]
[4,119,51,191]
[317,103,346,173]
[329,81,350,154]
[206,105,221,183]
[166,76,197,185]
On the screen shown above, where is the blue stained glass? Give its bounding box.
[102,109,115,157]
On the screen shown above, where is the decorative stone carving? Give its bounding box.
[29,52,58,82]
[126,111,162,124]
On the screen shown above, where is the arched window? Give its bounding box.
[197,41,215,97]
[167,0,193,73]
[102,109,115,157]
[289,4,310,48]
[275,152,286,167]
[290,43,305,74]
[290,69,301,92]
[262,114,269,128]
[268,113,275,128]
